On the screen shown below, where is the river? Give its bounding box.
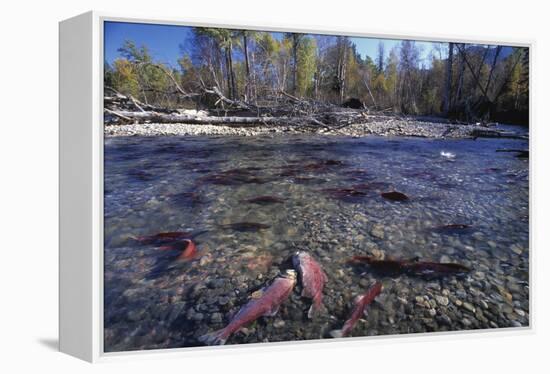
[103,130,529,352]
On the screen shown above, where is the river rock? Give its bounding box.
[273,320,285,328]
[211,312,223,323]
[435,295,449,306]
[370,225,385,239]
[462,302,476,314]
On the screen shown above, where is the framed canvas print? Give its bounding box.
[59,11,531,362]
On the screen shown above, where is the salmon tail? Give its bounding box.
[308,296,323,319]
[307,304,316,319]
[329,329,344,339]
[198,328,229,346]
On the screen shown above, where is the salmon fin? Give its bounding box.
[198,329,228,346]
[263,306,280,317]
[158,245,174,251]
[323,272,329,283]
[329,329,344,339]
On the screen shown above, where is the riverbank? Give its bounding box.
[105,117,501,139]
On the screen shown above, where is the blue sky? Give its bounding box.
[105,22,193,68]
[104,21,439,69]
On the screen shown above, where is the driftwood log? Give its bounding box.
[104,86,366,130]
[104,110,333,128]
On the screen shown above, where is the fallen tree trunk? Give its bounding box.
[471,128,528,140]
[103,88,367,129]
[104,108,335,129]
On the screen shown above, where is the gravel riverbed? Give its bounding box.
[103,129,529,352]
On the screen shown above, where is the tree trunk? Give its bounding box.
[337,38,348,104]
[443,42,454,116]
[224,49,233,99]
[484,46,502,95]
[243,34,251,100]
[228,44,237,100]
[454,44,466,109]
[291,34,298,95]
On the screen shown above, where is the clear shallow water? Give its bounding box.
[104,132,529,352]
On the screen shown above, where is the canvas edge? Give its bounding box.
[59,10,95,362]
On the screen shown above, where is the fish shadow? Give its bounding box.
[347,261,470,281]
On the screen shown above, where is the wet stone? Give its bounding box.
[435,295,449,306]
[462,302,476,314]
[192,313,204,321]
[218,296,230,305]
[210,312,223,323]
[462,318,472,327]
[370,225,385,239]
[510,244,523,255]
[514,308,526,317]
[127,310,145,322]
[473,271,486,281]
[273,320,285,328]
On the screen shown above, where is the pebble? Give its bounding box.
[192,313,204,321]
[370,225,385,239]
[371,248,385,260]
[462,302,476,314]
[514,308,526,317]
[273,320,285,328]
[473,271,486,281]
[510,244,523,255]
[211,312,223,323]
[127,310,144,322]
[435,295,449,306]
[397,297,408,305]
[218,296,230,306]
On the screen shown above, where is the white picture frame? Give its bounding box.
[59,10,533,363]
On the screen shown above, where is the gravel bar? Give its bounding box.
[105,119,483,138]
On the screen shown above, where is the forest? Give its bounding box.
[104,28,529,126]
